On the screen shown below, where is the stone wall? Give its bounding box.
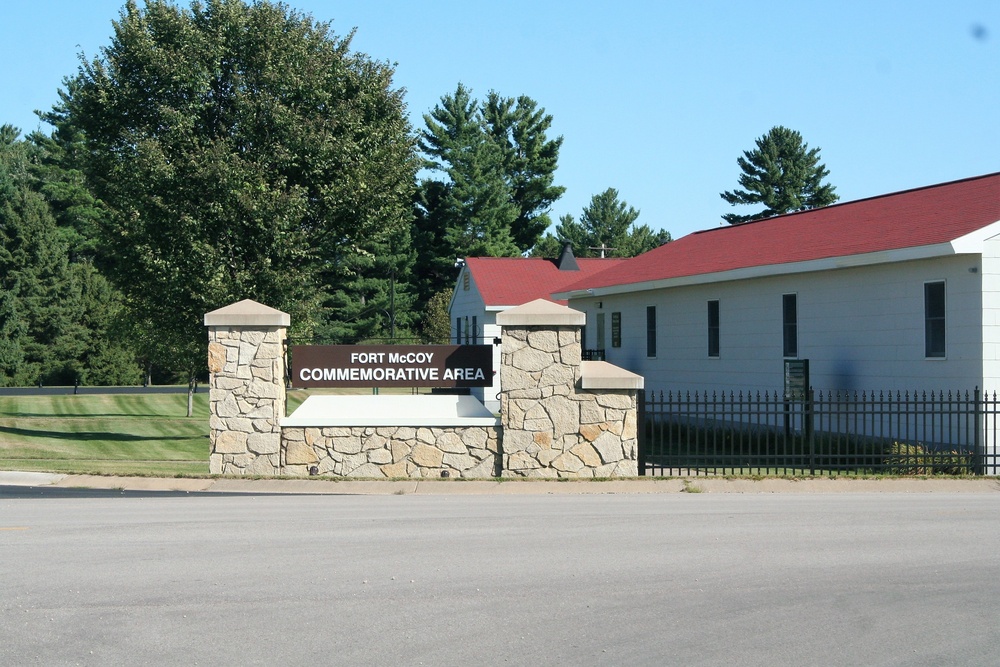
[281,426,500,478]
[205,301,288,476]
[206,298,640,478]
[500,324,638,478]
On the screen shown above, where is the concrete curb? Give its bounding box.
[3,471,1000,495]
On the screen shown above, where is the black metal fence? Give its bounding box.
[639,388,1000,476]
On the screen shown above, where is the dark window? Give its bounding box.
[472,316,478,344]
[708,300,720,358]
[464,316,470,344]
[456,317,461,344]
[925,282,945,358]
[783,294,797,358]
[646,306,656,357]
[611,312,621,348]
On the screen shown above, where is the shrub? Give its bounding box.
[882,442,971,475]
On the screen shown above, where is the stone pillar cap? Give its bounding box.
[204,299,290,327]
[580,361,644,389]
[496,299,585,327]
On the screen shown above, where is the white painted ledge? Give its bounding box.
[579,361,644,390]
[282,395,500,427]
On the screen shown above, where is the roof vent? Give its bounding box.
[557,243,580,271]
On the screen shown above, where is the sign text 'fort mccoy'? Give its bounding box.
[291,345,493,388]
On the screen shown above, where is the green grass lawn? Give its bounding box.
[0,387,421,476]
[0,393,211,476]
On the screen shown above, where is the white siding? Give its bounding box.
[572,255,988,394]
[449,267,490,343]
[475,323,502,413]
[982,236,1000,388]
[449,268,501,412]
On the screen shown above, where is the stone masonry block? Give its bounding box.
[248,433,280,455]
[411,444,444,468]
[215,430,248,454]
[208,342,227,373]
[527,330,559,352]
[511,347,554,373]
[286,440,319,465]
[592,431,625,463]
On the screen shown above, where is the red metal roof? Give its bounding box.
[559,172,1000,293]
[466,257,627,306]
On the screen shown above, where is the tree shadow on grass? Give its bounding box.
[0,413,200,419]
[0,425,204,443]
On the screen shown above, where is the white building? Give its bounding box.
[551,172,1000,395]
[450,246,624,410]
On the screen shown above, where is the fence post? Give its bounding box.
[974,386,983,475]
[637,389,647,476]
[807,387,816,475]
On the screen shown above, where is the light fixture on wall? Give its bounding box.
[597,301,603,309]
[970,266,979,273]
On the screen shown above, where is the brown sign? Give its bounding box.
[291,345,494,388]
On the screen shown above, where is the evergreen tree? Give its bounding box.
[414,83,563,304]
[317,229,417,343]
[720,126,838,224]
[0,125,71,385]
[482,92,565,249]
[0,125,138,386]
[0,273,27,383]
[28,120,104,261]
[531,188,670,258]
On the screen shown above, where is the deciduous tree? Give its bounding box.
[46,0,416,375]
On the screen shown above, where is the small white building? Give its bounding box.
[551,172,1000,395]
[450,246,624,410]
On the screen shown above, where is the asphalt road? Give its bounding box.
[2,492,999,666]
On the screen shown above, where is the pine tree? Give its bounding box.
[317,230,417,344]
[531,188,670,258]
[482,92,565,250]
[720,126,838,224]
[414,83,564,305]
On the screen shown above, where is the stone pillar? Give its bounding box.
[204,299,289,476]
[497,299,642,478]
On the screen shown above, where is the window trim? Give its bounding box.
[707,299,720,358]
[782,293,798,358]
[646,306,657,358]
[924,280,946,359]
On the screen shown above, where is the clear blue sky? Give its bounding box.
[3,0,998,240]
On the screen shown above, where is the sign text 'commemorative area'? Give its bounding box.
[291,345,493,388]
